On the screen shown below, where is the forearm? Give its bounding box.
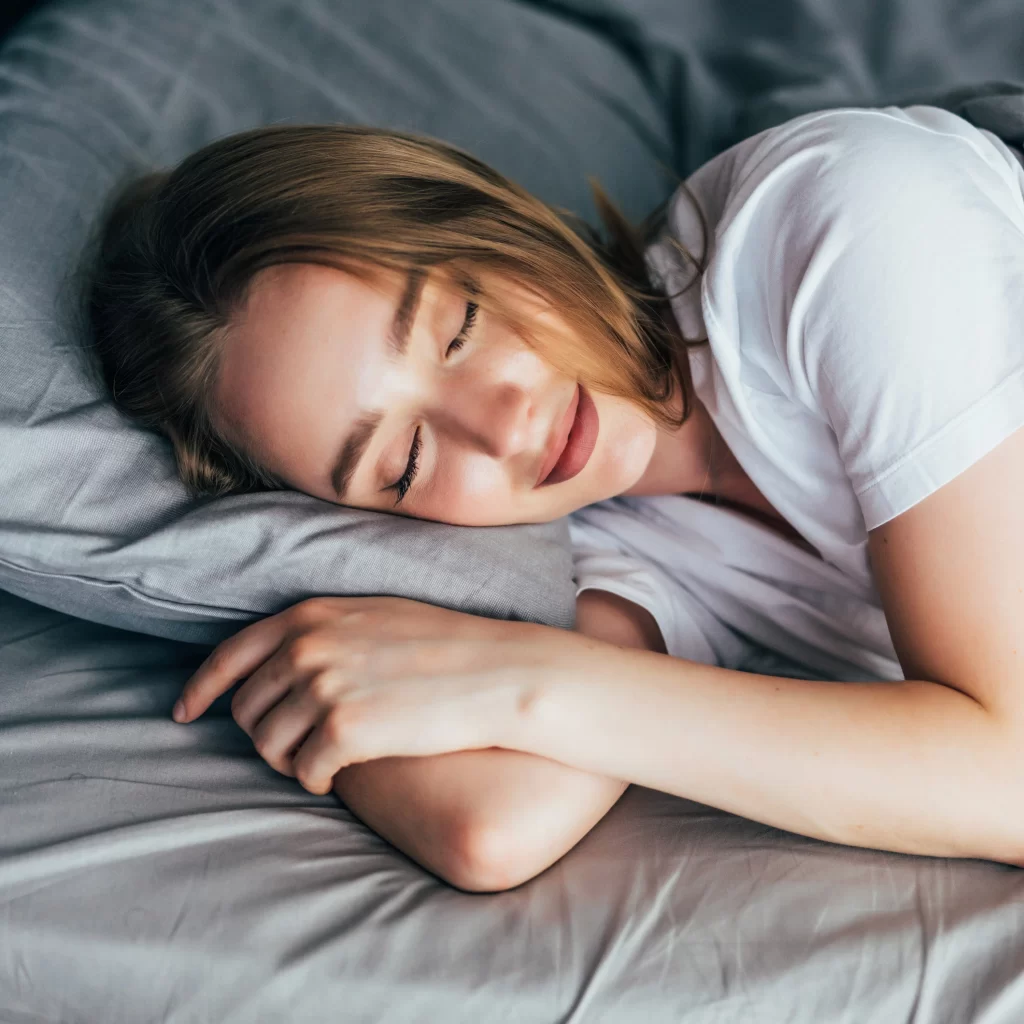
[515,644,1024,863]
[332,591,650,890]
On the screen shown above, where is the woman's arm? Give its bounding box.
[333,749,626,893]
[332,589,664,891]
[512,431,1024,864]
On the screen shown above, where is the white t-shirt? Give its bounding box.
[569,105,1024,682]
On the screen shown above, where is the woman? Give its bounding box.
[85,104,1024,892]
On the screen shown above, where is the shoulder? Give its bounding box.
[709,106,1024,266]
[701,105,1024,387]
[663,105,1024,293]
[730,104,1018,197]
[682,107,1024,532]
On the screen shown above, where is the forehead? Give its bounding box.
[238,261,396,337]
[210,261,399,474]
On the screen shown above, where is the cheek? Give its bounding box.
[422,452,515,524]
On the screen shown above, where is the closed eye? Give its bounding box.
[388,298,479,506]
[446,299,478,358]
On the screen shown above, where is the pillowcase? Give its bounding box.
[0,0,678,644]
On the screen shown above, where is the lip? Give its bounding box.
[536,383,598,487]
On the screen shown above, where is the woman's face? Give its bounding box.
[210,262,659,526]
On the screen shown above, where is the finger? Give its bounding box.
[248,690,319,778]
[176,614,291,723]
[229,645,299,734]
[291,709,366,796]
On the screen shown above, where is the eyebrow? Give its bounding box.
[330,268,427,500]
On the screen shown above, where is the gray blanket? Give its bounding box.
[5,0,1024,1021]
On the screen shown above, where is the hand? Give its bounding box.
[172,596,591,795]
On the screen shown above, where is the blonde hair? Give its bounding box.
[83,123,707,497]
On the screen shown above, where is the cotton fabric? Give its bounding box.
[571,106,1024,680]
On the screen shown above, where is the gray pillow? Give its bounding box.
[0,0,678,644]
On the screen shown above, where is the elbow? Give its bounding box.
[979,827,1024,869]
[971,835,1024,870]
[979,738,1024,868]
[991,851,1024,870]
[439,818,555,894]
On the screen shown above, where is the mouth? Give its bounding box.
[536,383,599,487]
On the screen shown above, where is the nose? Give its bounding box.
[434,381,533,458]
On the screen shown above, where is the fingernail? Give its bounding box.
[172,699,186,723]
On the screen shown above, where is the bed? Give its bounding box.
[4,1,1024,1020]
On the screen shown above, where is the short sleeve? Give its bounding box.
[569,521,749,667]
[705,105,1024,530]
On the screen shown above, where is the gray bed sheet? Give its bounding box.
[6,586,1024,1023]
[6,0,1024,1021]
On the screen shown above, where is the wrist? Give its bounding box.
[502,624,618,763]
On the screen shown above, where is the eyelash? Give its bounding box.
[389,299,479,506]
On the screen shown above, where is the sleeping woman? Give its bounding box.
[84,104,1024,891]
